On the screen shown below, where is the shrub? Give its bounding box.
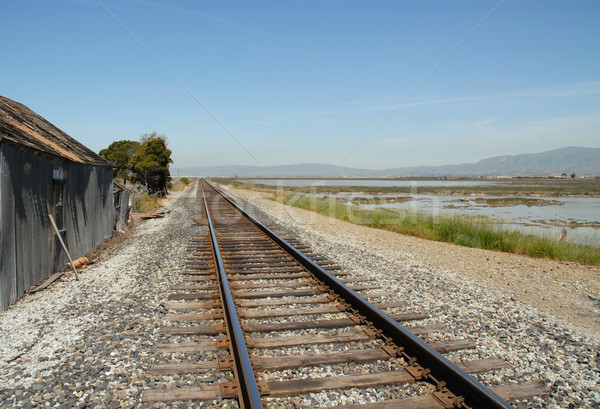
[134,193,162,213]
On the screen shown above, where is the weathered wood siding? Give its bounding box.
[114,189,131,232]
[0,143,113,312]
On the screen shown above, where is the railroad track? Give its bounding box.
[141,180,549,408]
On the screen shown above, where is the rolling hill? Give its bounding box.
[179,147,600,177]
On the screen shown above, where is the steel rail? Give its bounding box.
[201,184,264,409]
[206,180,513,409]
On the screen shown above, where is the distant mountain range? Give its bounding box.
[179,147,600,177]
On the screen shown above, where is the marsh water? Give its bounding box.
[353,194,599,246]
[241,179,600,246]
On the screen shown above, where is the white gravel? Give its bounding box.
[0,183,209,408]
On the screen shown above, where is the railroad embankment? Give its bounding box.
[227,186,600,342]
[224,185,600,407]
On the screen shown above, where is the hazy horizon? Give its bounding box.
[177,146,597,171]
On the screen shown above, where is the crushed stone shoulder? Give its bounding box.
[0,183,204,408]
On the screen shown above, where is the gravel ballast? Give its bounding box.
[0,183,210,408]
[224,186,600,409]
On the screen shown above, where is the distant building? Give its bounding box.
[0,96,114,312]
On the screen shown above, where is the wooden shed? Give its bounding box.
[0,96,114,312]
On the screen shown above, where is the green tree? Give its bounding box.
[99,140,141,183]
[130,132,173,194]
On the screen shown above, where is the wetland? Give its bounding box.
[214,177,600,250]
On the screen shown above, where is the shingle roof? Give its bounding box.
[0,95,113,167]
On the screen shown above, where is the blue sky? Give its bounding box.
[1,0,599,170]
